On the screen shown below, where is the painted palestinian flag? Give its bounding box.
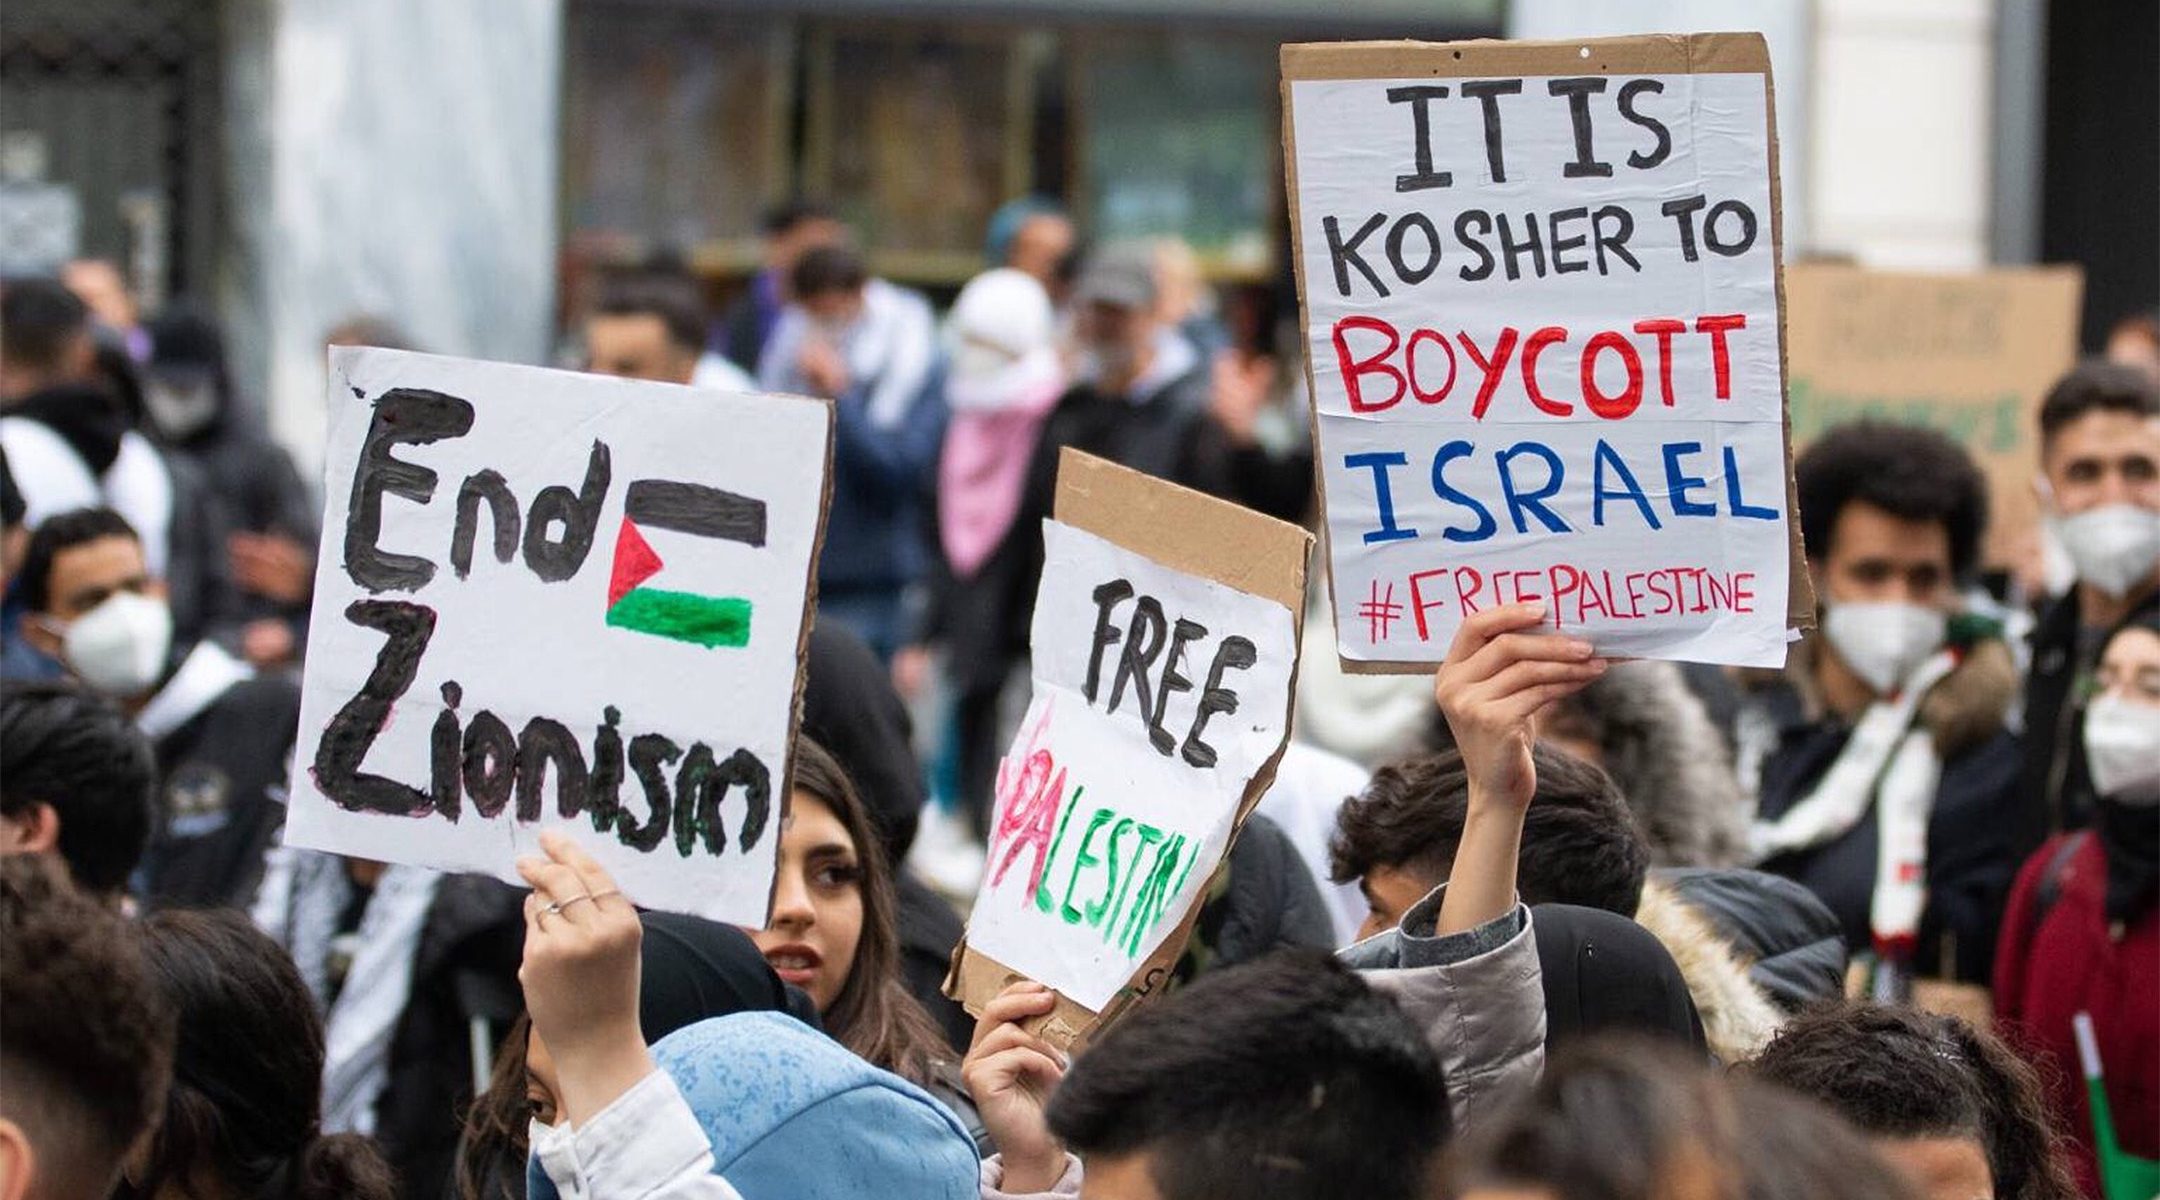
[606,478,765,648]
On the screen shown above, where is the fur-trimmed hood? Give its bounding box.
[1635,876,1787,1063]
[1783,629,2019,762]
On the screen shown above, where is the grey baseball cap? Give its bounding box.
[1072,245,1158,310]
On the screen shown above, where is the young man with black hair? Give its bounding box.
[1753,421,2024,990]
[1332,744,1650,938]
[2020,361,2160,850]
[717,199,848,374]
[0,854,175,1200]
[758,245,944,661]
[964,601,1591,1199]
[16,507,298,909]
[584,271,756,393]
[0,679,157,899]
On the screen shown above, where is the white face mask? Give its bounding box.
[2085,693,2160,806]
[1822,600,1947,696]
[52,591,172,696]
[2054,504,2160,599]
[142,373,221,441]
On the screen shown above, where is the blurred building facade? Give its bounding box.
[1,0,2152,469]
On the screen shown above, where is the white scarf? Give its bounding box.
[1749,649,1958,956]
[251,848,442,1134]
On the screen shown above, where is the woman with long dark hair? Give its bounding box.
[752,738,958,1091]
[117,908,396,1200]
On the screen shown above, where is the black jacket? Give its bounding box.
[377,875,526,1200]
[1172,814,1336,982]
[1654,866,1847,1012]
[139,661,301,911]
[1757,723,2022,984]
[2019,588,2160,858]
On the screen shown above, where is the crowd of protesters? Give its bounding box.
[0,191,2155,1200]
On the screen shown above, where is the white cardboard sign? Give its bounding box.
[963,520,1298,1011]
[1286,36,1801,671]
[284,347,831,925]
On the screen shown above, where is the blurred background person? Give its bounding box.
[761,244,944,661]
[582,269,739,389]
[984,197,1076,297]
[63,257,149,361]
[926,265,1064,836]
[1,278,236,662]
[717,199,848,377]
[143,305,317,671]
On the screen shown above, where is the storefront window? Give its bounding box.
[1074,31,1276,277]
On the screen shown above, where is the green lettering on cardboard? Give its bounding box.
[1103,823,1165,938]
[1060,807,1116,926]
[1085,817,1137,928]
[1033,785,1085,915]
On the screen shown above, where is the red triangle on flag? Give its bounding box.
[607,517,664,608]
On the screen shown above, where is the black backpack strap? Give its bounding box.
[2033,830,2092,929]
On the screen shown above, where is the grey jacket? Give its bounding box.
[982,886,1545,1198]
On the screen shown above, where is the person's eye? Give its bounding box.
[2066,461,2102,484]
[2122,457,2157,484]
[813,862,862,891]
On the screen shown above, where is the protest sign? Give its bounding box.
[1283,33,1812,673]
[1785,263,2084,569]
[284,347,831,926]
[946,450,1310,1047]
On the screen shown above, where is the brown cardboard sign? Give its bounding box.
[943,449,1311,1051]
[1784,263,2084,569]
[1282,34,1815,675]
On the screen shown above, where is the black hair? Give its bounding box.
[0,855,174,1199]
[1046,949,1449,1200]
[17,504,141,614]
[790,245,868,301]
[0,275,89,373]
[2038,359,2159,445]
[1331,745,1649,915]
[1450,1036,1919,1200]
[0,680,156,895]
[592,273,708,354]
[1,445,23,530]
[1795,420,1988,581]
[763,198,837,237]
[120,909,396,1200]
[1749,1003,2077,1200]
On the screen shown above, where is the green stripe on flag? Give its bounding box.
[606,587,752,648]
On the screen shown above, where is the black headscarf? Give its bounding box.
[2095,611,2160,926]
[1532,904,1707,1056]
[801,623,925,861]
[637,911,820,1044]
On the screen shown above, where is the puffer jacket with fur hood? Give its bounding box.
[1633,869,1848,1063]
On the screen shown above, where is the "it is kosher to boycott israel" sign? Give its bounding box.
[284,347,831,925]
[1284,33,1811,671]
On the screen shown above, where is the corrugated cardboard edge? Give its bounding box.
[770,391,837,925]
[943,449,1314,1052]
[1280,32,1811,675]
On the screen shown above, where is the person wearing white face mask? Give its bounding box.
[15,506,299,910]
[1994,615,2159,1197]
[1751,422,2025,996]
[2020,362,2160,860]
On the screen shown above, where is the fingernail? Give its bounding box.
[1522,600,1547,618]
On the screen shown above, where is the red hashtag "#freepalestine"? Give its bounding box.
[1360,579,1402,642]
